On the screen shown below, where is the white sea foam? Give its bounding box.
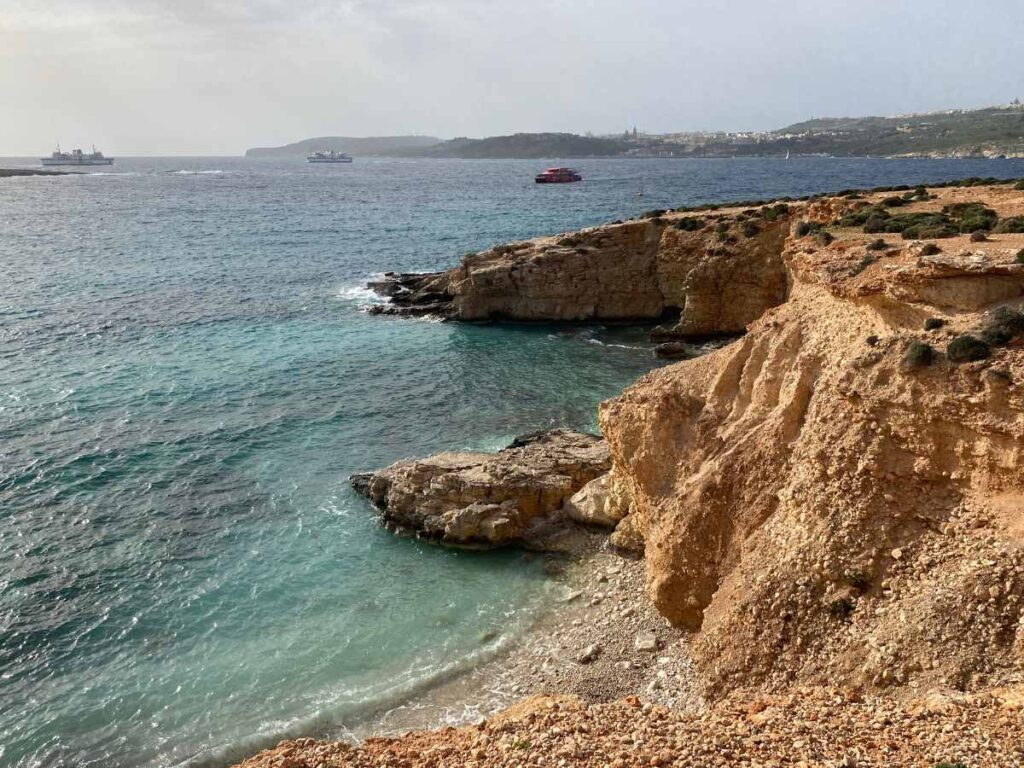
[336,283,387,305]
[586,338,648,351]
[167,169,226,175]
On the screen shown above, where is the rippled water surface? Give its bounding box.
[2,155,1023,767]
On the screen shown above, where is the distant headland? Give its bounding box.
[244,135,442,158]
[248,102,1024,159]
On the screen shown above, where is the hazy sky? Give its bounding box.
[3,0,1024,155]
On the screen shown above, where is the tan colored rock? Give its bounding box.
[351,429,610,548]
[601,183,1024,696]
[563,474,626,528]
[369,209,795,336]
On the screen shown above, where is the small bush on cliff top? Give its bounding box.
[675,217,703,232]
[795,220,823,237]
[920,243,942,256]
[642,209,667,219]
[947,334,991,363]
[1017,248,1024,264]
[924,317,946,331]
[866,238,888,251]
[741,221,760,238]
[1016,180,1024,190]
[942,201,998,232]
[852,255,875,275]
[980,306,1024,347]
[903,341,935,368]
[881,195,908,207]
[814,229,834,246]
[828,597,855,620]
[993,216,1024,233]
[715,221,730,240]
[970,230,989,242]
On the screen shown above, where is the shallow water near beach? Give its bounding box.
[2,155,1023,767]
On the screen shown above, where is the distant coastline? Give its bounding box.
[247,102,1024,160]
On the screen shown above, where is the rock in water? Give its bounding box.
[350,429,610,548]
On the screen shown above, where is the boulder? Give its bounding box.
[351,429,610,548]
[563,474,626,528]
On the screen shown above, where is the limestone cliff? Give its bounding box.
[370,207,793,336]
[601,183,1024,695]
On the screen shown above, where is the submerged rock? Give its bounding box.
[350,429,611,548]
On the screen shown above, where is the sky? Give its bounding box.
[2,0,1024,155]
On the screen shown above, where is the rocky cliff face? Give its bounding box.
[370,207,793,336]
[601,183,1024,695]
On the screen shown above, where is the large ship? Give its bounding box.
[306,150,353,163]
[41,146,114,166]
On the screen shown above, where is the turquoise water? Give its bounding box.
[3,156,1024,767]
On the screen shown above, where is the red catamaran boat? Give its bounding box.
[535,167,582,184]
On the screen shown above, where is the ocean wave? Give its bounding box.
[336,283,386,305]
[586,338,649,351]
[166,169,226,175]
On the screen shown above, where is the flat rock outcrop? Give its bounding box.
[351,429,610,548]
[601,182,1024,696]
[369,207,794,337]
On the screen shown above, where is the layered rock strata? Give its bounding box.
[351,429,610,548]
[602,183,1024,695]
[369,208,793,337]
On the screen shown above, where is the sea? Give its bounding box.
[2,155,1023,768]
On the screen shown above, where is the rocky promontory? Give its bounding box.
[369,205,792,338]
[351,429,615,549]
[240,179,1024,767]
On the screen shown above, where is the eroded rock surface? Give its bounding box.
[351,429,610,548]
[602,183,1024,696]
[368,208,794,337]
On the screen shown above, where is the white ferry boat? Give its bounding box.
[41,146,114,166]
[306,150,353,164]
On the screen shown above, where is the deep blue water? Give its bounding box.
[2,155,1024,768]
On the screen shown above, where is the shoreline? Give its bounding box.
[306,536,699,745]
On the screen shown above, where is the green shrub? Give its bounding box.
[1015,180,1024,190]
[866,335,880,346]
[882,195,908,207]
[715,221,730,240]
[942,202,998,232]
[852,255,875,274]
[828,597,855,619]
[795,220,819,237]
[980,307,1024,347]
[904,341,935,368]
[993,216,1024,233]
[924,317,945,331]
[921,243,942,256]
[642,209,666,219]
[814,229,834,246]
[969,230,988,242]
[947,334,991,363]
[866,238,888,251]
[675,217,703,232]
[741,221,760,238]
[1017,248,1024,264]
